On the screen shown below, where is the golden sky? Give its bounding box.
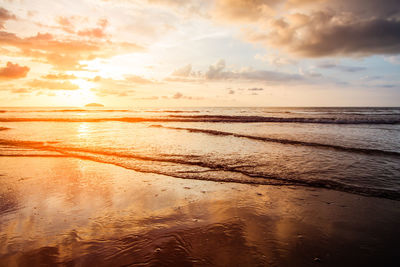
[0,0,400,107]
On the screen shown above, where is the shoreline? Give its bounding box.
[1,156,399,266]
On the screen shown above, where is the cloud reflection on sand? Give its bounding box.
[1,157,399,266]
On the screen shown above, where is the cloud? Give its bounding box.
[298,67,323,78]
[168,59,303,83]
[167,64,203,82]
[56,16,75,33]
[0,30,144,70]
[360,75,382,81]
[90,76,155,97]
[381,84,397,88]
[54,16,109,38]
[52,16,109,40]
[385,55,400,65]
[171,64,193,77]
[0,7,16,29]
[124,75,154,84]
[213,0,279,22]
[0,62,30,79]
[147,0,211,17]
[211,0,400,57]
[42,73,77,79]
[173,92,183,99]
[11,88,31,93]
[133,96,159,100]
[266,14,400,57]
[239,69,302,82]
[92,86,135,97]
[204,59,302,82]
[148,0,195,8]
[205,59,227,79]
[317,62,366,72]
[170,92,202,100]
[255,53,298,66]
[78,28,106,38]
[78,19,109,38]
[27,79,79,90]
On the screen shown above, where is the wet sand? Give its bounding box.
[0,157,399,266]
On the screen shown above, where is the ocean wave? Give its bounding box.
[1,138,399,200]
[144,110,200,113]
[150,125,400,157]
[166,115,400,124]
[0,115,399,124]
[1,109,130,113]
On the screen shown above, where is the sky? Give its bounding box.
[0,0,399,107]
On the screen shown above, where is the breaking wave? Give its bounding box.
[1,109,130,113]
[1,138,399,200]
[150,125,400,157]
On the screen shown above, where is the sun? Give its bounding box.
[54,79,97,106]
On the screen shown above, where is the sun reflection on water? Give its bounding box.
[76,123,94,147]
[77,123,90,137]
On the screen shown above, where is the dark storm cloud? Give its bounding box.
[216,0,400,57]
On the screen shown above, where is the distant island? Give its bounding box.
[85,103,104,107]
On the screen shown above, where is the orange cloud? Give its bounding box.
[213,0,279,22]
[11,88,31,93]
[124,75,154,84]
[0,30,144,70]
[27,79,79,90]
[0,62,30,79]
[78,19,109,38]
[286,0,326,7]
[0,7,16,29]
[78,28,106,38]
[55,16,108,37]
[42,73,77,79]
[56,16,75,33]
[0,31,98,69]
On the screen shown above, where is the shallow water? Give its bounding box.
[1,157,399,266]
[1,107,399,199]
[1,106,400,266]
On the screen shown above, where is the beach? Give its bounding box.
[0,107,400,266]
[2,0,400,265]
[1,156,399,266]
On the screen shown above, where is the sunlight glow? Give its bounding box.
[53,79,97,106]
[81,53,157,79]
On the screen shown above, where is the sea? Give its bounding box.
[1,106,400,200]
